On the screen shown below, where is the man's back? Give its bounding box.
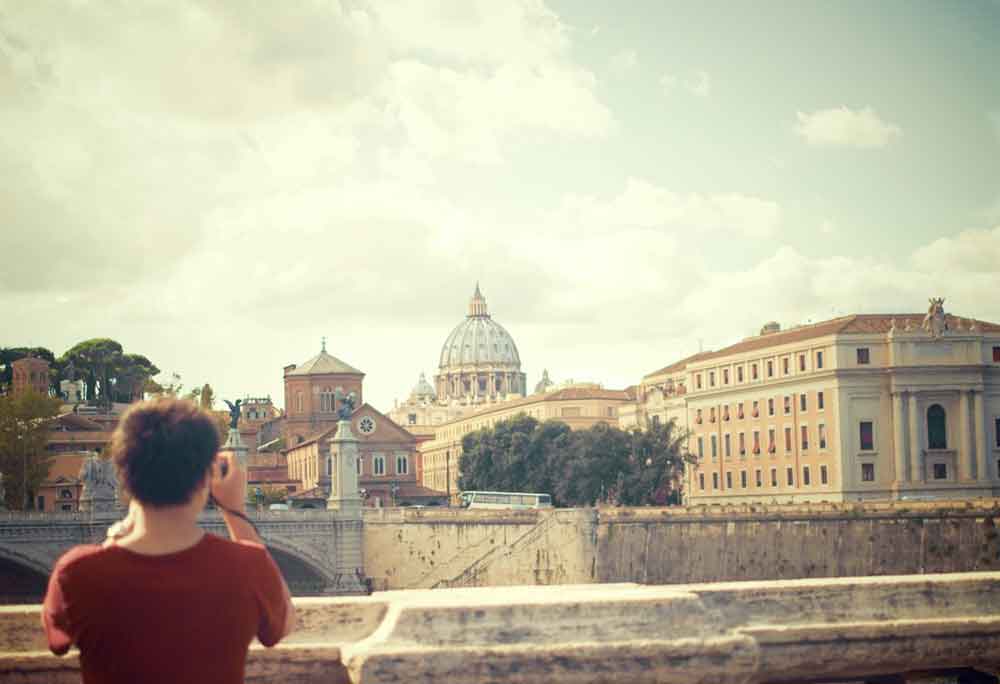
[44,533,287,684]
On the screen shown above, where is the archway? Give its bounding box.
[0,555,50,604]
[266,546,331,596]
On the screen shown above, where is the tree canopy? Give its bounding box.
[457,415,691,507]
[57,339,160,404]
[0,390,63,509]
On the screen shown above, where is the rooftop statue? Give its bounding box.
[922,297,948,339]
[223,399,242,429]
[335,388,357,420]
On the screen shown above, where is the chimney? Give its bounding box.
[283,364,297,376]
[760,321,781,336]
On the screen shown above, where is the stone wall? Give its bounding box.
[364,500,1000,590]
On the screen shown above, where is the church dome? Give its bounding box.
[438,284,522,369]
[410,372,437,400]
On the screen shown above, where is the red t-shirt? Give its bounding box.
[43,533,287,684]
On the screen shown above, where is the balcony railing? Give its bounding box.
[3,573,1000,683]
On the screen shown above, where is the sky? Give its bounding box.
[3,0,999,413]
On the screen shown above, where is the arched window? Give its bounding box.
[320,387,333,412]
[927,404,947,449]
[296,391,303,413]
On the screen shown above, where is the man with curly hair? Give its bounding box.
[42,398,296,683]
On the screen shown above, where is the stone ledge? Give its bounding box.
[3,573,1000,683]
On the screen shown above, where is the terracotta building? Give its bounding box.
[419,384,634,501]
[11,356,50,397]
[629,300,1000,504]
[282,345,440,507]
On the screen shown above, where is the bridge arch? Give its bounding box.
[260,538,337,596]
[0,547,52,604]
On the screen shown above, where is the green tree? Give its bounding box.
[619,419,692,506]
[59,339,124,404]
[0,390,63,509]
[112,354,160,403]
[199,384,215,410]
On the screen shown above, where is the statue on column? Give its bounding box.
[80,454,118,513]
[223,399,242,429]
[335,389,357,420]
[922,297,948,339]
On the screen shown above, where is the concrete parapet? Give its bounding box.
[3,573,1000,683]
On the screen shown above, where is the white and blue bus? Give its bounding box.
[458,491,553,509]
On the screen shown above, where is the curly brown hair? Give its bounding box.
[109,398,221,506]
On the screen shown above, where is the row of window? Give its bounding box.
[360,454,409,477]
[693,351,827,391]
[696,423,830,459]
[695,392,826,426]
[698,464,830,491]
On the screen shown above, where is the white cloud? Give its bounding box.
[550,178,781,239]
[795,106,902,148]
[820,219,838,235]
[911,225,1000,274]
[608,49,638,75]
[659,69,710,97]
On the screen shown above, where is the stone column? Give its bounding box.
[973,391,988,481]
[892,392,907,485]
[328,420,362,515]
[908,393,922,482]
[327,419,366,594]
[959,390,974,481]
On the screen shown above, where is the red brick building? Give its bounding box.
[283,343,365,447]
[11,356,50,397]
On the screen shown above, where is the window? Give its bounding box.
[784,427,792,452]
[699,473,705,490]
[752,400,760,418]
[803,466,811,486]
[296,392,303,413]
[711,434,718,459]
[696,409,703,424]
[783,396,791,415]
[786,467,794,486]
[396,454,409,475]
[696,374,702,389]
[697,436,704,459]
[994,346,1000,362]
[818,424,827,450]
[709,371,716,387]
[740,470,748,488]
[996,417,1000,448]
[60,488,73,499]
[755,469,762,487]
[724,433,731,458]
[737,402,745,419]
[820,465,829,485]
[767,360,774,377]
[753,430,761,454]
[726,472,733,489]
[927,404,947,449]
[320,387,334,412]
[738,432,746,455]
[861,463,875,482]
[709,407,716,423]
[816,351,824,369]
[357,454,363,475]
[737,366,744,383]
[37,496,45,510]
[859,421,875,451]
[408,413,417,425]
[768,428,776,453]
[561,407,581,417]
[932,463,948,480]
[770,467,778,487]
[800,394,807,412]
[61,504,73,512]
[712,473,719,489]
[799,354,806,371]
[723,369,730,385]
[801,425,809,451]
[768,398,775,416]
[751,364,759,380]
[373,455,386,476]
[782,357,789,375]
[856,348,870,365]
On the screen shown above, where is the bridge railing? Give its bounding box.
[3,572,1000,683]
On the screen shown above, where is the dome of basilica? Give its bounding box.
[410,372,437,400]
[438,284,522,369]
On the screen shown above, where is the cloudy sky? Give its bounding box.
[3,1,999,412]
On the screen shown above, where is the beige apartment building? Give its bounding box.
[420,385,633,500]
[631,303,1000,504]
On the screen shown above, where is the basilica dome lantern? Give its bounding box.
[435,284,526,405]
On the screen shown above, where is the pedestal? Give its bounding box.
[326,419,366,594]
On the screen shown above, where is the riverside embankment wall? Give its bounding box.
[363,500,1000,590]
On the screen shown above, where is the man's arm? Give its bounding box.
[212,452,297,640]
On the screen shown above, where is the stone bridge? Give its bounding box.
[0,509,364,601]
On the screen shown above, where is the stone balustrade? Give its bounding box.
[3,572,1000,683]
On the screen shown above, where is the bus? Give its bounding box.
[458,491,553,509]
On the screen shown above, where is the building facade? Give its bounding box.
[420,385,634,500]
[630,303,1000,504]
[283,343,365,447]
[11,357,50,397]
